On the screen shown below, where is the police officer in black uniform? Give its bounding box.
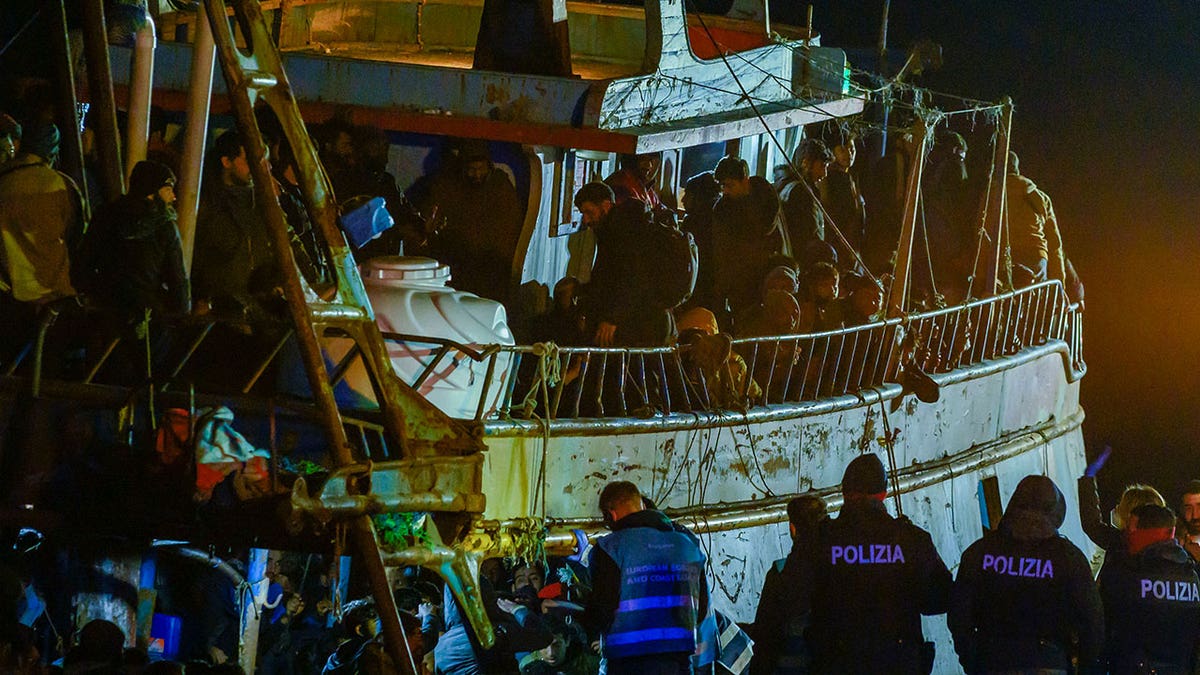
[1099,503,1200,673]
[807,454,952,674]
[949,474,1104,674]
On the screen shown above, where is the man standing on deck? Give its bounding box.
[582,481,708,675]
[948,474,1104,674]
[1005,151,1066,288]
[807,454,952,674]
[574,182,673,347]
[711,156,787,321]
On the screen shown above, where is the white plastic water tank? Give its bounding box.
[326,256,515,419]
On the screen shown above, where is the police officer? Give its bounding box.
[949,474,1104,674]
[582,481,708,675]
[1099,503,1200,673]
[807,454,952,674]
[749,495,827,674]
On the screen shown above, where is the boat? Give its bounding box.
[0,0,1088,672]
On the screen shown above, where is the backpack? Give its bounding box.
[645,209,699,310]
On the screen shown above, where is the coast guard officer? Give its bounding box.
[1099,503,1200,673]
[949,474,1104,674]
[807,453,952,674]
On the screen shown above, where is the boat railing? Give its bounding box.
[425,280,1082,421]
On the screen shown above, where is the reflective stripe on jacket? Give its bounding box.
[596,523,705,659]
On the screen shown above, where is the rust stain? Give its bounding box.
[730,459,750,477]
[484,83,509,104]
[761,455,790,473]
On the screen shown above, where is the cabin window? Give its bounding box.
[977,476,1003,533]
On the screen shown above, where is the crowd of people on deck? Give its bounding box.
[4,452,1200,674]
[0,85,1084,382]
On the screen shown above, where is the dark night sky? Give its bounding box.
[827,2,1200,502]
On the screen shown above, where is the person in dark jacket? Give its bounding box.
[807,454,952,674]
[574,182,672,347]
[434,577,553,675]
[582,481,708,675]
[679,171,721,312]
[949,474,1105,675]
[77,160,190,316]
[1099,504,1200,674]
[711,156,787,321]
[749,494,827,675]
[780,140,831,267]
[192,130,281,320]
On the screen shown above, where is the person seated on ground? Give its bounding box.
[838,271,885,327]
[518,615,599,675]
[192,130,281,321]
[76,160,189,317]
[710,156,787,322]
[676,307,760,410]
[435,577,553,675]
[527,276,587,347]
[798,262,841,332]
[605,152,667,212]
[733,265,798,333]
[259,591,304,675]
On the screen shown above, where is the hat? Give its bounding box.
[128,160,176,199]
[842,453,887,496]
[23,123,59,161]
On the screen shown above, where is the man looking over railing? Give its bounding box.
[574,182,674,348]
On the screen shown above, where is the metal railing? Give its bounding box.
[463,280,1081,421]
[0,282,1084,426]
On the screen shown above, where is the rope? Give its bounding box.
[0,1,44,58]
[865,387,904,517]
[518,342,561,419]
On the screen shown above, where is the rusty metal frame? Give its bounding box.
[199,0,492,665]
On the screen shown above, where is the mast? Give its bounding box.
[886,118,930,318]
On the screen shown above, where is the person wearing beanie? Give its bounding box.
[949,474,1104,674]
[75,159,189,317]
[807,453,951,674]
[1098,503,1200,673]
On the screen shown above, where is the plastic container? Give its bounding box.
[325,256,515,419]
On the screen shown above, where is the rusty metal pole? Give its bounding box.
[974,98,1013,297]
[886,120,929,318]
[50,0,86,208]
[80,0,125,201]
[177,12,216,274]
[200,1,418,670]
[80,0,123,199]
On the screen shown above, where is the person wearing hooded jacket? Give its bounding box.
[76,160,190,316]
[807,454,952,674]
[1098,503,1200,674]
[948,474,1104,674]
